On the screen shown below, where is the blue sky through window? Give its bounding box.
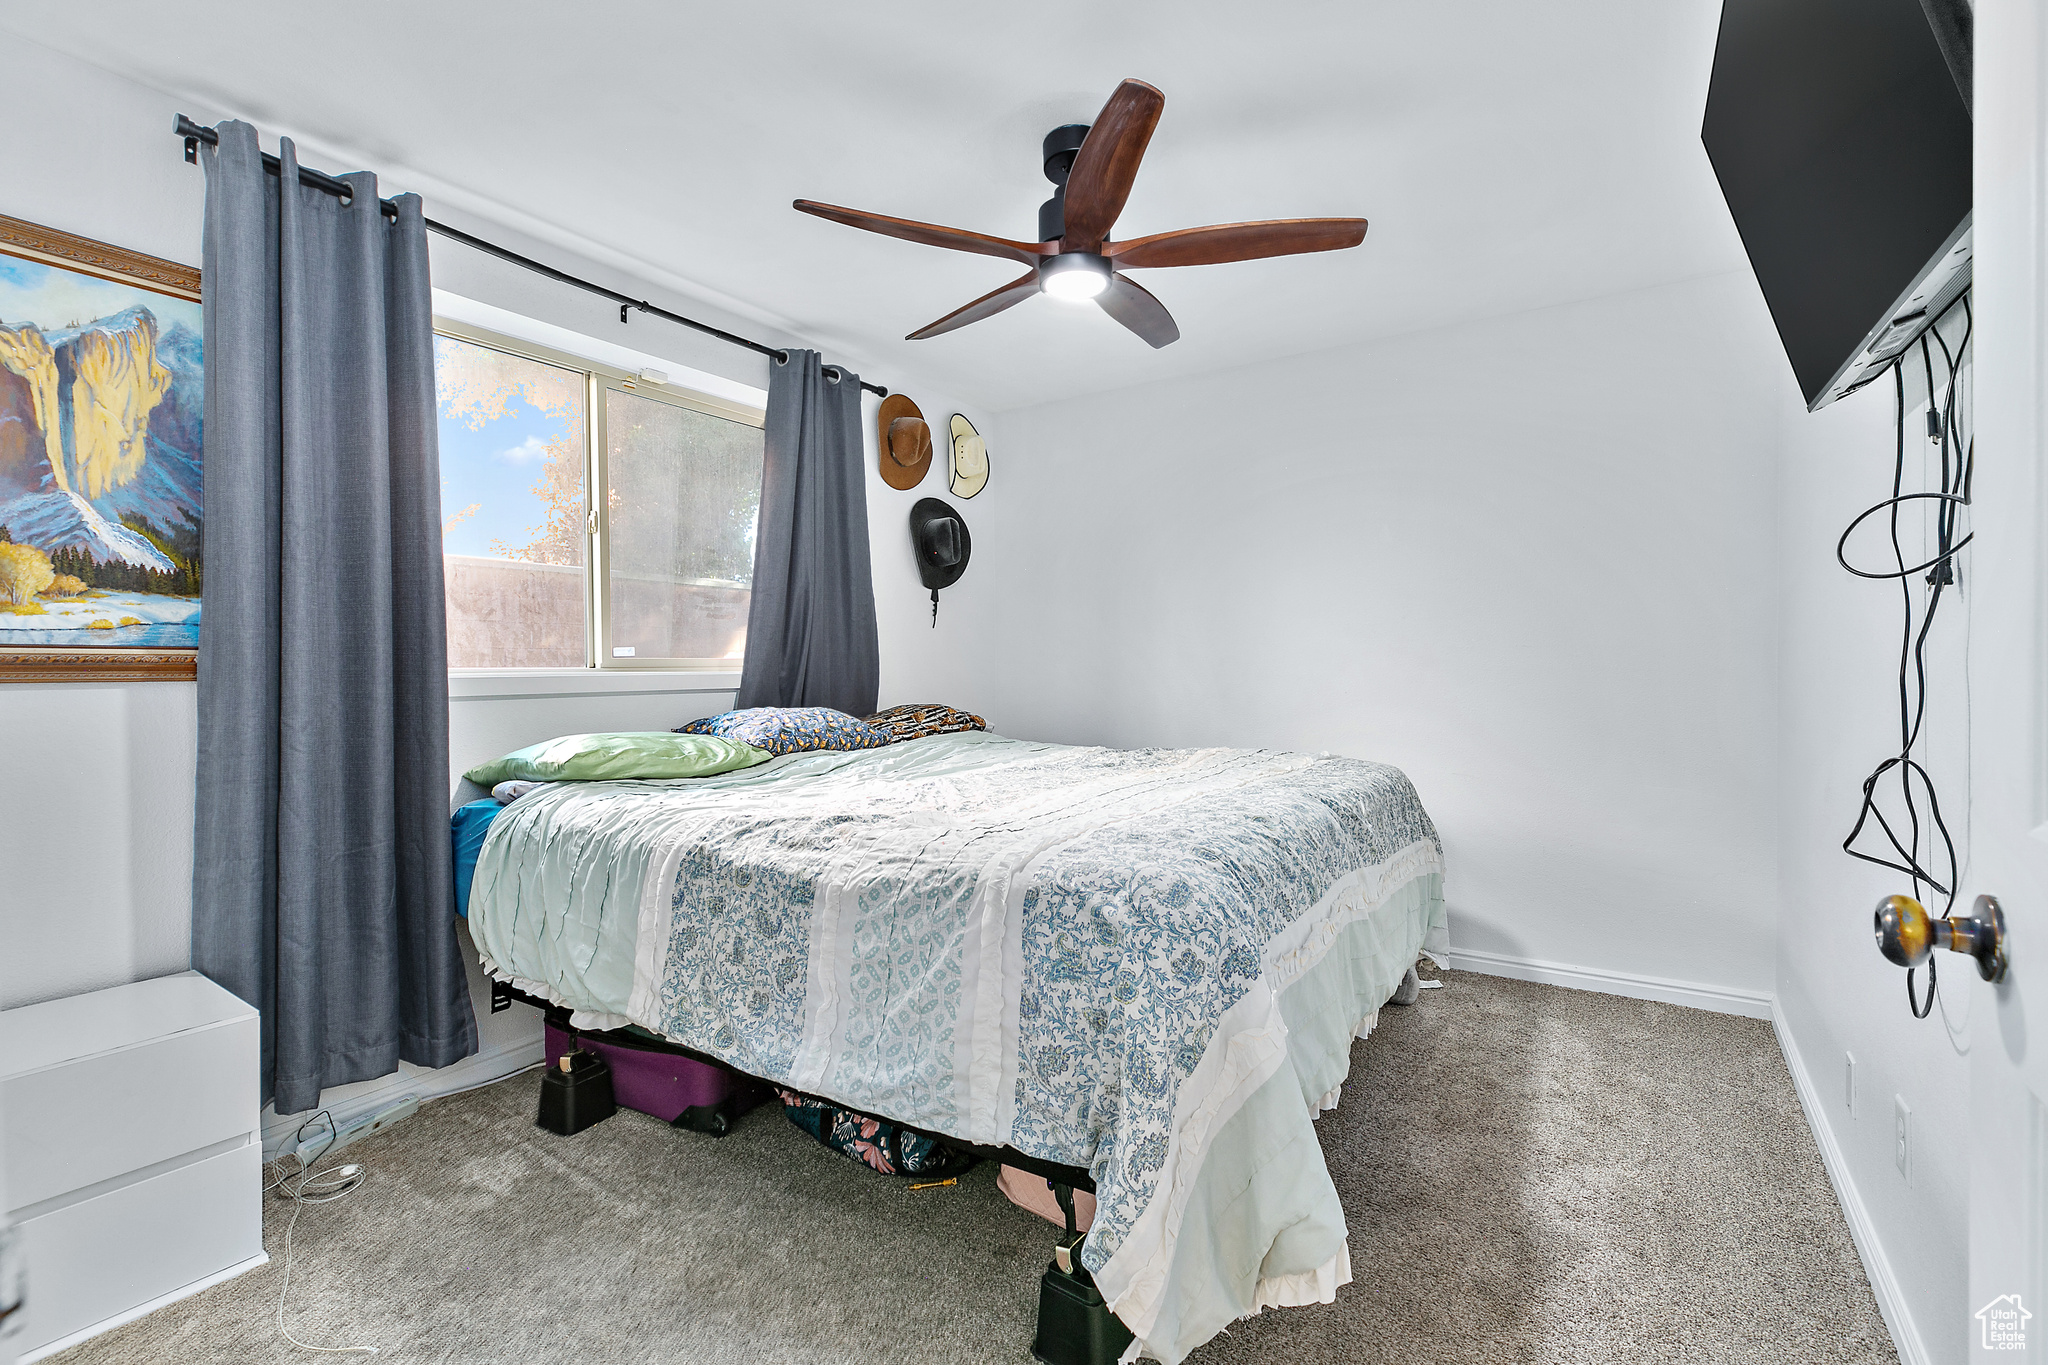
[434,334,583,563]
[437,390,571,558]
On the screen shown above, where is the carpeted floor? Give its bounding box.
[50,971,1896,1365]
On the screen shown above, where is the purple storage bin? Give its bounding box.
[544,1021,771,1136]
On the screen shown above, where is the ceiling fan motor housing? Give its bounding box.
[1039,123,1091,243]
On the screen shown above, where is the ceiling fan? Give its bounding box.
[793,79,1368,349]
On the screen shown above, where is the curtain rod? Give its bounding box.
[171,115,887,398]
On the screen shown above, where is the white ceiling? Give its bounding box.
[2,0,1751,413]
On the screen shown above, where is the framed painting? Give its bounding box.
[0,214,202,681]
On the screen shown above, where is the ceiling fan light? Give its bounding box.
[1041,252,1111,301]
[1044,272,1106,301]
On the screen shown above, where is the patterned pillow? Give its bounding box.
[675,706,890,756]
[863,702,988,743]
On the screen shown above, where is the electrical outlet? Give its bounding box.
[1845,1052,1857,1116]
[1894,1095,1912,1185]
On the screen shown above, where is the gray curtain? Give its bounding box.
[192,122,476,1116]
[736,350,880,716]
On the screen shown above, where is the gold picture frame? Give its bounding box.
[0,214,202,682]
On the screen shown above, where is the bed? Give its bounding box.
[464,730,1446,1364]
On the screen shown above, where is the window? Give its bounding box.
[433,322,765,670]
[434,334,587,668]
[601,385,760,663]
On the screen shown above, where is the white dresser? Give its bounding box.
[0,973,264,1360]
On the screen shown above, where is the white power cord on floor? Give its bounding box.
[261,1065,549,1356]
[267,1111,378,1356]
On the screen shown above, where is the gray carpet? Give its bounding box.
[51,972,1895,1364]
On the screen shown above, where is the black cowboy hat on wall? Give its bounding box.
[910,497,969,626]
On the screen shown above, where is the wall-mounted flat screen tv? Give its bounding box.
[1703,0,1971,411]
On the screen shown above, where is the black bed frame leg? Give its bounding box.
[1031,1182,1134,1365]
[536,1047,616,1136]
[1052,1182,1080,1270]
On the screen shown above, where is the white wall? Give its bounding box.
[1774,356,1973,1364]
[0,32,992,1112]
[0,682,196,1009]
[0,37,211,1013]
[966,273,1788,1004]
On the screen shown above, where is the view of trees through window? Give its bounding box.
[435,334,588,668]
[434,327,765,669]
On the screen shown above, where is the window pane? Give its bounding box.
[434,335,587,668]
[605,388,762,662]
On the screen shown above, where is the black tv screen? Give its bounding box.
[1703,0,1971,409]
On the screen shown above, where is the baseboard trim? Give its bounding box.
[18,1251,269,1363]
[1448,947,1774,1019]
[261,1031,545,1159]
[1771,1001,1928,1365]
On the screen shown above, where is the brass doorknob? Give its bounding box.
[1874,893,2009,982]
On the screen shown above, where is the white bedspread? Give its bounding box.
[468,732,1446,1362]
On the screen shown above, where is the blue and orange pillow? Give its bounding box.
[676,706,890,756]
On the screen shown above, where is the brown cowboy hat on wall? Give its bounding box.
[876,394,932,490]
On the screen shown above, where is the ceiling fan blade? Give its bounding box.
[906,270,1043,340]
[1107,218,1369,269]
[1096,272,1179,348]
[794,200,1053,266]
[1060,79,1165,252]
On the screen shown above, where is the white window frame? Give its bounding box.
[433,317,767,675]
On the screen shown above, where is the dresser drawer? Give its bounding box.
[0,974,259,1211]
[14,1136,264,1357]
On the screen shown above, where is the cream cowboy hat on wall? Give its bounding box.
[948,414,988,499]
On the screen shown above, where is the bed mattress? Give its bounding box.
[466,731,1445,1363]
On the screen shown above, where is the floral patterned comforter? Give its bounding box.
[468,731,1445,1363]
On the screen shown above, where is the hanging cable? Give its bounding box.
[266,1110,377,1355]
[1836,293,1972,1019]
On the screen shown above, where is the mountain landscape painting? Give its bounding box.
[0,241,203,654]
